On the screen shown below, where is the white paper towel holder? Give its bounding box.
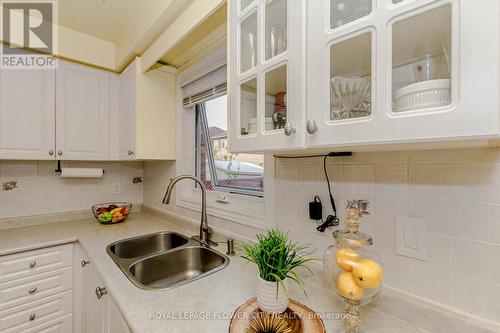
[54,160,105,175]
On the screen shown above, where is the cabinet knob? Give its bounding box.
[28,287,38,294]
[306,120,318,135]
[81,260,90,267]
[284,123,296,136]
[29,261,37,268]
[57,150,63,156]
[49,150,54,156]
[128,150,134,156]
[29,313,36,321]
[95,286,107,300]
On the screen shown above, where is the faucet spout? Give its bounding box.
[162,175,210,246]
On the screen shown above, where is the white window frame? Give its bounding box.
[196,100,264,197]
[175,47,273,230]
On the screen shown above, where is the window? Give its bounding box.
[195,95,264,196]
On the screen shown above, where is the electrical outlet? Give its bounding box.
[111,182,122,195]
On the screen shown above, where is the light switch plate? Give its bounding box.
[396,216,427,261]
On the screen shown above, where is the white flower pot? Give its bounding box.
[256,275,289,314]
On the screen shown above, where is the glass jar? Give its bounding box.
[323,200,383,332]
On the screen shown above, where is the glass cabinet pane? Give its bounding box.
[330,32,372,121]
[330,0,372,29]
[392,5,452,112]
[264,65,287,132]
[241,0,254,11]
[240,12,257,73]
[265,0,287,60]
[240,78,257,136]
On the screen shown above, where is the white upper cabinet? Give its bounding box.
[116,58,176,161]
[118,60,137,160]
[0,68,55,160]
[228,0,307,152]
[56,61,110,160]
[306,0,500,148]
[228,0,500,152]
[0,56,174,162]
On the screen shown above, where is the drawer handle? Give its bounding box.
[95,286,107,300]
[29,261,37,269]
[28,287,37,294]
[81,260,90,267]
[29,313,36,321]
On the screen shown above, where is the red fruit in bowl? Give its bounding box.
[120,207,129,216]
[96,207,108,214]
[108,204,118,211]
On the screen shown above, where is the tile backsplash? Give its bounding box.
[0,160,143,219]
[274,148,500,325]
[3,147,500,326]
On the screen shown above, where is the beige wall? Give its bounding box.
[143,147,500,326]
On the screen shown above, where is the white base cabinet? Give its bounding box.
[108,298,131,333]
[75,245,130,333]
[0,244,74,333]
[22,315,73,333]
[0,243,130,333]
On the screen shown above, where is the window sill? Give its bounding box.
[177,189,270,230]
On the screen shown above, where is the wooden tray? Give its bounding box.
[229,298,325,333]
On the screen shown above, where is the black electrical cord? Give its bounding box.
[323,154,337,217]
[274,152,352,231]
[316,154,340,231]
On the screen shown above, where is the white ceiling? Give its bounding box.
[58,0,150,43]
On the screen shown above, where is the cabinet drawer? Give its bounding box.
[24,314,72,333]
[0,290,72,333]
[0,267,73,311]
[0,244,73,283]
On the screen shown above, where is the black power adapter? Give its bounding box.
[275,151,352,232]
[309,196,322,220]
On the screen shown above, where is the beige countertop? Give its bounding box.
[0,209,498,333]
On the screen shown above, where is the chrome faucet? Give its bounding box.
[162,175,216,247]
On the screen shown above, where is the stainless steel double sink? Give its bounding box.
[106,231,229,290]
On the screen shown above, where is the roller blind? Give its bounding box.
[182,65,227,108]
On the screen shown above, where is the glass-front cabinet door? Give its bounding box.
[306,0,500,148]
[228,0,306,152]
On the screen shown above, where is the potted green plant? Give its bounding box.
[241,229,316,314]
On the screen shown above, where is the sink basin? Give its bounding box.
[129,246,229,289]
[108,231,189,259]
[106,231,229,290]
